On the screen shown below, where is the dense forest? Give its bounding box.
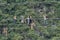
[0,0,60,40]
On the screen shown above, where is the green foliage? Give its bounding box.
[0,0,60,40]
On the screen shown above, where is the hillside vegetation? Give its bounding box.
[0,0,60,40]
